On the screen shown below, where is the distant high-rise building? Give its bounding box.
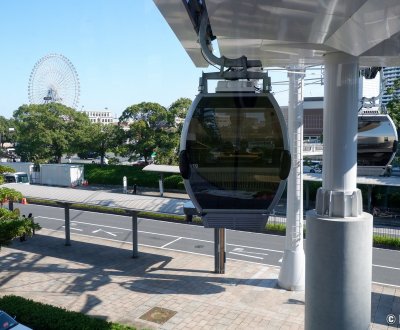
[381,67,400,105]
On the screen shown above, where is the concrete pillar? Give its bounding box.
[305,52,373,330]
[279,66,305,291]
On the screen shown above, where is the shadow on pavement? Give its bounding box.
[371,291,400,326]
[2,233,280,301]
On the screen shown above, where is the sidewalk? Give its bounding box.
[1,229,399,329]
[75,184,190,200]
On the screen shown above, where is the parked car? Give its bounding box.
[132,157,153,166]
[0,310,32,329]
[303,160,322,173]
[91,156,109,165]
[78,151,98,159]
[303,165,317,173]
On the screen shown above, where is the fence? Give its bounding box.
[268,213,400,240]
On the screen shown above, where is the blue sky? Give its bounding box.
[0,0,323,119]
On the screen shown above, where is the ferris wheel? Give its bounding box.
[28,53,80,109]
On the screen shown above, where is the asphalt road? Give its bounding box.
[15,203,400,287]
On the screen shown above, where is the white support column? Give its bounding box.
[278,66,305,291]
[305,53,373,330]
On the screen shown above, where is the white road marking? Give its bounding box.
[227,243,283,254]
[372,264,400,271]
[61,226,83,232]
[161,237,182,248]
[36,214,400,276]
[232,247,269,256]
[229,252,263,260]
[372,281,400,288]
[92,229,118,237]
[278,258,283,263]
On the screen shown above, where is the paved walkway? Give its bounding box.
[1,229,399,329]
[3,183,187,215]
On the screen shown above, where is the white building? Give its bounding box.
[82,109,115,124]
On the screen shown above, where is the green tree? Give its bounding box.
[168,97,192,132]
[119,102,172,164]
[13,103,92,163]
[0,187,40,250]
[81,123,124,165]
[386,78,400,129]
[157,98,192,164]
[0,116,16,148]
[118,99,192,165]
[0,208,37,250]
[0,187,23,208]
[0,165,16,185]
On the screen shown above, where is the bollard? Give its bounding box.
[123,176,127,194]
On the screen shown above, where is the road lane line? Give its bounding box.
[32,229,400,285]
[35,215,400,274]
[92,229,118,237]
[232,247,269,256]
[61,226,83,232]
[227,243,283,254]
[229,252,264,260]
[161,237,182,248]
[372,281,400,288]
[372,264,400,271]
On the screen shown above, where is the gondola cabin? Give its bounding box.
[179,80,291,230]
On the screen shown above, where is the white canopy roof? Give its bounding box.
[154,0,400,67]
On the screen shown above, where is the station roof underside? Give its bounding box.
[154,0,400,67]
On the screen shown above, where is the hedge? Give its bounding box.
[84,164,183,189]
[0,295,135,330]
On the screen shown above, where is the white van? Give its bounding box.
[3,172,30,184]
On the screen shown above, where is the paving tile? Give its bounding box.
[0,228,398,330]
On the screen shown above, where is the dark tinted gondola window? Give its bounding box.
[185,95,285,210]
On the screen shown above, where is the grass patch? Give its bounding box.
[266,223,286,235]
[0,295,135,330]
[138,211,185,222]
[26,198,58,207]
[373,235,400,249]
[70,203,130,215]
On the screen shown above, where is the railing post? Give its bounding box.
[64,203,71,246]
[214,228,225,274]
[131,212,138,258]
